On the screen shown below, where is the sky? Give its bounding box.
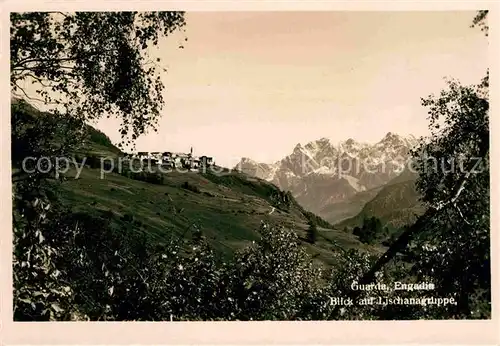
[90,12,487,168]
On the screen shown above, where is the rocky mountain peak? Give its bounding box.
[345,138,356,145]
[382,131,399,141]
[240,157,254,163]
[377,132,408,148]
[236,132,417,203]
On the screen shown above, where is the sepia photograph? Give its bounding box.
[6,6,493,327]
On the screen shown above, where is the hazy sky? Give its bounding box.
[91,11,488,168]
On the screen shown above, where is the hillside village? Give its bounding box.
[123,147,215,170]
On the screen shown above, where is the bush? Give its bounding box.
[87,126,118,151]
[85,155,101,169]
[222,224,324,320]
[306,220,318,244]
[181,181,200,193]
[354,216,384,244]
[122,213,134,222]
[127,171,164,185]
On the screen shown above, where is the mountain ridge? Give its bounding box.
[234,133,420,223]
[336,168,425,229]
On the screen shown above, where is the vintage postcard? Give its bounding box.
[1,1,498,345]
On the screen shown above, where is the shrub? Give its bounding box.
[128,171,164,185]
[223,224,323,320]
[181,181,200,193]
[306,220,318,244]
[86,155,101,169]
[122,213,134,222]
[354,216,384,244]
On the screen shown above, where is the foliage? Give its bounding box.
[11,11,186,146]
[224,225,324,320]
[306,220,318,244]
[181,181,201,193]
[406,73,490,318]
[412,78,489,207]
[381,226,405,247]
[11,98,87,169]
[11,11,185,320]
[471,10,488,36]
[87,126,121,152]
[353,216,386,244]
[325,249,379,320]
[13,181,82,320]
[335,11,490,319]
[129,171,164,185]
[13,193,378,321]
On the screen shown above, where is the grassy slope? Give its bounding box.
[55,131,382,267]
[11,99,384,266]
[58,165,383,266]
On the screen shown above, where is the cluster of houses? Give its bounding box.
[123,147,214,170]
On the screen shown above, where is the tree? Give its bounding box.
[407,74,489,318]
[358,73,489,309]
[11,11,187,321]
[352,226,361,237]
[11,98,87,173]
[352,10,490,319]
[10,12,186,146]
[306,220,318,244]
[353,216,383,244]
[227,224,322,320]
[471,10,488,36]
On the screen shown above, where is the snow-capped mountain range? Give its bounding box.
[235,132,419,219]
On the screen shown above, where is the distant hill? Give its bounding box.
[318,186,383,224]
[11,97,122,158]
[84,126,122,155]
[336,169,426,230]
